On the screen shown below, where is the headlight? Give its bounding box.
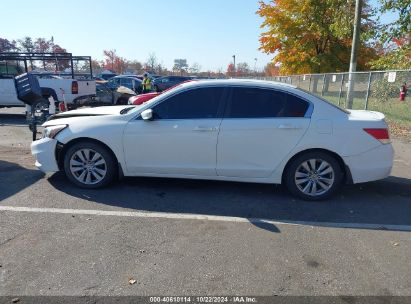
[42,125,68,139]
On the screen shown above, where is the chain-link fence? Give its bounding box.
[252,70,411,109]
[250,70,411,129]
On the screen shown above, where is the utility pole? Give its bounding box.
[254,58,258,76]
[346,0,362,109]
[232,55,236,77]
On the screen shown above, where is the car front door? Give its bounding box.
[216,87,311,178]
[0,65,24,106]
[123,86,227,176]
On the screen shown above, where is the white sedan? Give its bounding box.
[31,79,394,200]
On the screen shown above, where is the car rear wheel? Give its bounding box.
[284,151,343,201]
[63,142,116,188]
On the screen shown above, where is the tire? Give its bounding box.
[63,141,117,188]
[284,151,343,201]
[32,99,49,113]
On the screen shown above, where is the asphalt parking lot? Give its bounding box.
[0,108,411,296]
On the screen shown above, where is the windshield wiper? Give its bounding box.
[120,106,135,115]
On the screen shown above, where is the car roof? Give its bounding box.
[178,78,296,90]
[113,75,142,80]
[157,75,191,79]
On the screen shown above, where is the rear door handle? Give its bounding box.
[277,124,302,129]
[193,126,218,132]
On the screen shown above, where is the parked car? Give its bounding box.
[128,80,195,105]
[152,76,192,92]
[106,76,142,94]
[96,73,117,80]
[31,79,394,200]
[128,91,160,105]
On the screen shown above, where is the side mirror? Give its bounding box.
[141,109,153,121]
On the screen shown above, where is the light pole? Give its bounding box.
[346,0,362,109]
[232,55,236,77]
[254,58,258,76]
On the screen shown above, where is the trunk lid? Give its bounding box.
[348,110,386,121]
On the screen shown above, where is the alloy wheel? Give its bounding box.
[294,159,335,197]
[69,148,107,185]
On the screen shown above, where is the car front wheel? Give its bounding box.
[284,151,343,201]
[63,142,116,188]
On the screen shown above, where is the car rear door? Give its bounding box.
[123,86,227,176]
[216,86,311,178]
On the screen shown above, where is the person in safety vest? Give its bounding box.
[142,73,152,93]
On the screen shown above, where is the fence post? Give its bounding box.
[321,74,326,96]
[308,75,312,92]
[364,72,372,110]
[338,74,344,107]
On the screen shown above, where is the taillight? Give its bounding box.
[363,128,391,144]
[58,101,66,112]
[71,81,78,94]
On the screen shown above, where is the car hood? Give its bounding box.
[44,106,134,126]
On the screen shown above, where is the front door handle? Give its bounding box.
[193,126,218,132]
[277,124,302,129]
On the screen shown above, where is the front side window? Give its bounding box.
[226,87,309,118]
[153,87,225,119]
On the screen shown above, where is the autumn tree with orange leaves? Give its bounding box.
[257,0,378,75]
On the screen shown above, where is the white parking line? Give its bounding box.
[1,205,411,231]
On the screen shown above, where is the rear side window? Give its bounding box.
[153,87,225,119]
[121,78,132,87]
[226,87,309,118]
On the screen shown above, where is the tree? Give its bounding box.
[189,63,202,74]
[173,59,188,75]
[226,63,235,77]
[264,62,280,76]
[236,62,250,76]
[34,38,51,53]
[102,49,128,74]
[127,60,143,74]
[370,37,411,69]
[156,62,166,75]
[369,0,411,70]
[379,0,411,41]
[0,38,18,52]
[145,52,158,73]
[91,60,103,73]
[103,49,117,71]
[257,0,378,75]
[17,37,35,53]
